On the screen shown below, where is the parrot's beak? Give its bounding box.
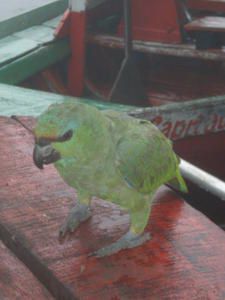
[33,144,61,169]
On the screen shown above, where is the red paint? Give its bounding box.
[118,0,182,43]
[151,115,163,126]
[205,113,218,133]
[188,0,225,12]
[184,118,201,137]
[41,69,69,94]
[218,114,225,129]
[175,131,225,180]
[1,117,225,299]
[170,120,186,140]
[22,67,69,95]
[54,9,70,39]
[150,113,225,141]
[68,11,87,96]
[161,121,173,137]
[0,242,53,299]
[85,44,225,108]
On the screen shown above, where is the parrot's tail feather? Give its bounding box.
[167,171,188,193]
[176,154,181,164]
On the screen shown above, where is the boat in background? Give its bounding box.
[4,0,222,228]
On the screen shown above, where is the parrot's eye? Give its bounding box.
[37,137,52,147]
[58,129,73,142]
[36,130,73,146]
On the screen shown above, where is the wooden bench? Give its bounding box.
[185,16,225,48]
[1,114,225,299]
[185,16,225,31]
[88,32,225,60]
[0,241,53,300]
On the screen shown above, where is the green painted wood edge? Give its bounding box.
[0,39,70,85]
[0,0,68,39]
[0,83,135,117]
[0,36,38,68]
[43,15,63,29]
[2,80,225,118]
[13,26,55,45]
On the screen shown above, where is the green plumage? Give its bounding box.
[35,101,187,236]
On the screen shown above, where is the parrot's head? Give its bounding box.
[33,101,86,169]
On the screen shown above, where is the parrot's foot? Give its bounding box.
[59,204,91,239]
[89,231,151,257]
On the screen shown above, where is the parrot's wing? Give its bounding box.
[166,154,188,193]
[115,126,180,194]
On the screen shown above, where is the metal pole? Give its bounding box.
[124,0,132,57]
[180,159,225,201]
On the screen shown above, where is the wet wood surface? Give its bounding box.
[1,116,225,299]
[0,241,53,300]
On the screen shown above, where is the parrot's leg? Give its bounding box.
[59,195,91,239]
[90,195,153,257]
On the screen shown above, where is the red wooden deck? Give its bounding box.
[1,116,225,299]
[0,241,53,300]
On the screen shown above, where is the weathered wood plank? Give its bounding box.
[0,83,133,117]
[43,15,63,29]
[0,241,53,300]
[0,12,65,70]
[0,1,62,22]
[13,26,55,44]
[0,83,225,140]
[88,33,225,61]
[0,116,225,299]
[0,0,68,39]
[130,96,225,140]
[0,36,38,67]
[0,39,70,85]
[185,16,225,32]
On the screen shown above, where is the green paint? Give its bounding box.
[43,15,63,29]
[13,26,55,44]
[0,0,68,39]
[0,36,38,67]
[0,39,70,85]
[0,83,135,117]
[0,11,65,76]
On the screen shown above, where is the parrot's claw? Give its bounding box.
[59,204,91,240]
[89,231,151,258]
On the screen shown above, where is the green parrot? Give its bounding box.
[33,100,187,257]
